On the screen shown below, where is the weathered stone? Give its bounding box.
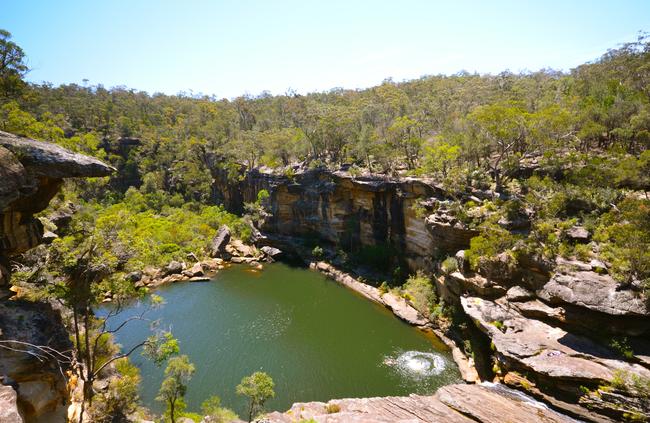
[461,296,650,387]
[1,132,113,260]
[125,271,143,283]
[443,272,507,298]
[262,383,576,423]
[503,372,615,423]
[538,271,649,317]
[505,285,535,302]
[230,239,257,257]
[0,385,23,423]
[513,299,566,321]
[209,225,231,257]
[0,130,115,180]
[213,167,449,274]
[580,387,650,422]
[566,226,590,243]
[0,146,29,209]
[556,257,593,272]
[188,276,210,282]
[0,299,72,422]
[435,384,575,423]
[477,252,518,284]
[164,260,184,276]
[260,246,282,259]
[182,262,204,278]
[381,292,429,326]
[41,230,58,244]
[47,203,76,233]
[589,259,608,274]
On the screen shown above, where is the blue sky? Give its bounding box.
[3,0,650,98]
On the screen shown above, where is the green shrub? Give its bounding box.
[325,403,341,414]
[440,256,458,274]
[595,198,650,293]
[573,244,593,261]
[201,395,239,423]
[410,201,427,219]
[610,337,635,360]
[611,370,650,398]
[311,246,324,258]
[401,271,436,316]
[465,224,518,271]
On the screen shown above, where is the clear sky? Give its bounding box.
[3,0,650,98]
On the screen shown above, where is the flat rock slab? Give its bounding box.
[538,271,648,316]
[0,130,115,178]
[461,296,650,384]
[381,292,429,326]
[262,383,576,423]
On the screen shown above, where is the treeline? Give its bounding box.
[1,32,649,202]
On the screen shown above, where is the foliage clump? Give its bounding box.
[401,271,436,317]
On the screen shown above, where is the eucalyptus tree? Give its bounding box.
[0,29,28,99]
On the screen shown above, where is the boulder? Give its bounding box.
[125,271,143,283]
[566,226,590,243]
[505,286,535,302]
[182,262,205,278]
[209,225,231,257]
[47,203,76,234]
[261,246,282,261]
[444,272,507,298]
[425,211,479,256]
[188,276,210,282]
[164,261,184,276]
[538,271,649,317]
[230,239,257,257]
[0,385,23,423]
[41,230,58,244]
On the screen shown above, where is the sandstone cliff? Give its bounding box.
[215,166,650,422]
[215,167,476,273]
[0,131,114,422]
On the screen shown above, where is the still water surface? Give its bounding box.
[103,263,460,416]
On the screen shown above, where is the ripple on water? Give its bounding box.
[245,304,292,340]
[383,350,447,379]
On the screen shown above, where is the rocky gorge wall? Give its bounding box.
[215,167,477,273]
[0,131,114,422]
[215,166,650,422]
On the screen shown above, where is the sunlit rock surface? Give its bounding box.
[0,131,114,421]
[262,383,577,423]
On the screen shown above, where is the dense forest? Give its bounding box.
[1,27,650,421]
[2,30,648,289]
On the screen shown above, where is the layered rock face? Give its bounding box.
[216,167,650,422]
[215,168,475,272]
[0,131,114,422]
[0,131,114,284]
[264,383,577,423]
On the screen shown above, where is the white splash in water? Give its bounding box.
[384,351,446,378]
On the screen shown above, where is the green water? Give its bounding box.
[103,263,460,417]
